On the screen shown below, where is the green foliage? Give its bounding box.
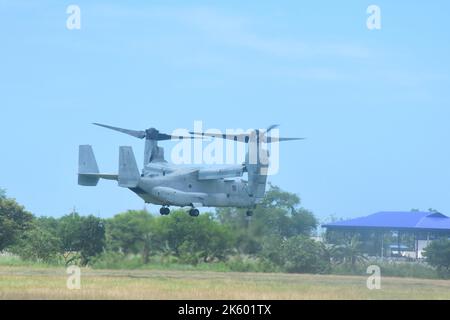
[259,235,284,266]
[377,262,439,279]
[3,183,450,281]
[89,251,278,273]
[259,235,330,274]
[106,210,154,263]
[11,224,61,263]
[105,210,234,265]
[0,196,34,251]
[258,185,318,237]
[329,236,367,269]
[154,210,234,264]
[57,212,105,265]
[0,254,58,267]
[78,215,106,265]
[90,251,144,269]
[423,239,450,276]
[216,184,317,255]
[278,236,331,274]
[0,186,330,275]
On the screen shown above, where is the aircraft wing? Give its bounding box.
[197,166,244,180]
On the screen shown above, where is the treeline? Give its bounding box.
[1,185,328,273]
[1,186,450,277]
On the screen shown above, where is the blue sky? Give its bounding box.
[1,1,449,221]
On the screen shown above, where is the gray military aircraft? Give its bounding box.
[78,123,302,217]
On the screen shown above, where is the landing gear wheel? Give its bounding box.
[160,207,170,215]
[246,210,253,217]
[189,208,200,217]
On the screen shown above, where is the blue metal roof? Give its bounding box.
[323,211,450,231]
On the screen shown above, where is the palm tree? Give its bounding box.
[329,236,367,270]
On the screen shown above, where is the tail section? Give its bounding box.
[246,148,269,202]
[78,145,100,186]
[78,145,118,186]
[118,146,140,188]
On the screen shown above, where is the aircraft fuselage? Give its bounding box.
[130,166,255,208]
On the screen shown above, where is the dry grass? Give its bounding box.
[1,266,450,300]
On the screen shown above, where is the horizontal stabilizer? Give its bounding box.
[80,173,118,181]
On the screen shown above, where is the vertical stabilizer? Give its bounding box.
[118,146,140,188]
[246,147,269,202]
[78,145,100,186]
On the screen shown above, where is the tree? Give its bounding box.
[106,210,154,264]
[259,235,284,266]
[216,184,318,254]
[57,212,105,265]
[154,210,234,264]
[0,188,6,200]
[0,196,34,251]
[78,215,106,265]
[423,239,450,276]
[329,236,367,269]
[276,235,330,274]
[261,185,317,237]
[12,224,61,263]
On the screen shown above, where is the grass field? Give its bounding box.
[1,266,450,299]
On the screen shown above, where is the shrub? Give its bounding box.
[423,239,450,277]
[11,226,61,264]
[280,236,331,273]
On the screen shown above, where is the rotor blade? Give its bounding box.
[93,123,146,139]
[189,131,251,142]
[266,124,280,133]
[157,133,205,141]
[172,136,205,140]
[190,130,305,143]
[157,133,174,141]
[266,137,306,143]
[189,132,228,139]
[277,137,305,141]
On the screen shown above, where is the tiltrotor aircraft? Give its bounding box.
[78,123,302,217]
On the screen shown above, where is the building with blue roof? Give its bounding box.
[322,211,450,259]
